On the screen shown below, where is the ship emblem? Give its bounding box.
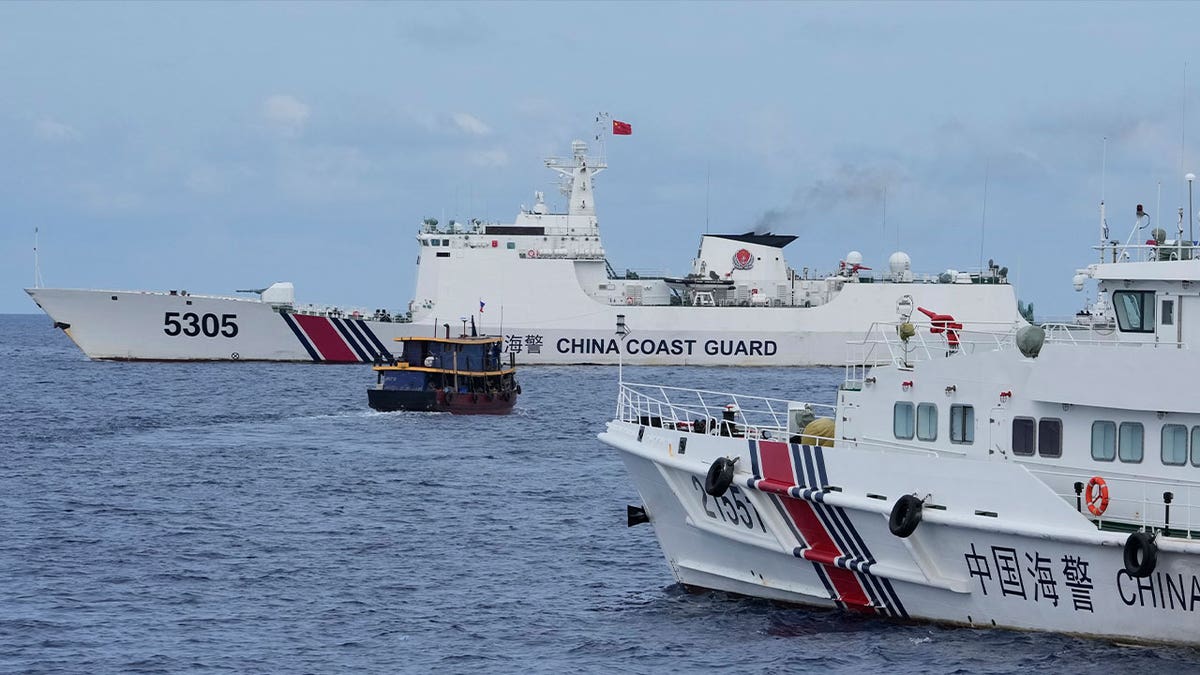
[732,248,754,270]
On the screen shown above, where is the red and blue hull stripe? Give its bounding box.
[281,312,394,363]
[747,440,908,618]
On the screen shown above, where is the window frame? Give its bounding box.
[916,402,938,441]
[1038,418,1063,458]
[1162,298,1175,326]
[1012,417,1036,456]
[1112,290,1156,333]
[1091,420,1116,462]
[893,402,914,440]
[1162,423,1188,466]
[950,404,975,444]
[1119,421,1145,463]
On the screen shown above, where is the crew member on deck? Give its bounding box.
[719,404,741,437]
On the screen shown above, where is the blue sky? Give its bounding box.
[3,1,1199,318]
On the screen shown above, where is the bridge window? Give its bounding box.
[893,402,914,440]
[917,403,937,441]
[506,241,516,249]
[1113,290,1156,333]
[1091,421,1116,461]
[1192,427,1200,466]
[1119,422,1144,462]
[950,404,974,444]
[1162,424,1188,465]
[1038,418,1063,458]
[1012,417,1036,456]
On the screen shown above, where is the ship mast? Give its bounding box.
[544,140,605,236]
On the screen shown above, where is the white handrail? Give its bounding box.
[617,382,834,438]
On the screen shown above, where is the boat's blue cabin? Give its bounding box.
[395,336,504,372]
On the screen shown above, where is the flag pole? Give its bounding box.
[595,112,609,167]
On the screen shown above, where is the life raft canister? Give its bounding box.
[1085,476,1110,516]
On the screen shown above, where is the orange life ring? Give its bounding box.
[625,296,634,305]
[1085,476,1109,516]
[527,249,538,258]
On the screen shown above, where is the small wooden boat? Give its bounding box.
[367,333,520,414]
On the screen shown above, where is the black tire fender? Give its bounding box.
[444,391,454,404]
[889,494,923,538]
[1124,531,1158,578]
[704,457,736,497]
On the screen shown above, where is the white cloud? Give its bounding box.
[471,148,509,168]
[34,118,80,143]
[262,94,311,137]
[452,112,490,136]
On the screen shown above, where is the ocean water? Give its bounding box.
[2,313,1196,673]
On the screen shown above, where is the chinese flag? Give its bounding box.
[612,120,632,135]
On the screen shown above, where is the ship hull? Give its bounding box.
[367,388,516,414]
[602,420,1200,646]
[28,281,1021,365]
[26,287,410,363]
[411,278,1023,365]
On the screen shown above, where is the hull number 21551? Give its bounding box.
[163,312,239,338]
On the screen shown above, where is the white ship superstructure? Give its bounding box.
[27,139,1022,365]
[408,140,1023,365]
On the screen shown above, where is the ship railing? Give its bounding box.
[1040,322,1187,349]
[291,304,413,322]
[1093,241,1200,264]
[844,320,1020,387]
[1030,465,1200,538]
[616,382,834,439]
[520,250,608,260]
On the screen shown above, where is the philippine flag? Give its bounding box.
[479,299,485,313]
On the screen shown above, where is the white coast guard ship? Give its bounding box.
[600,215,1200,645]
[26,140,1022,365]
[408,140,1021,365]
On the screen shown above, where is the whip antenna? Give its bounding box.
[33,227,44,288]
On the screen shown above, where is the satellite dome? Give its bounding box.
[846,251,864,266]
[888,251,911,276]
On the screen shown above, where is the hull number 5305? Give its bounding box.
[164,312,239,338]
